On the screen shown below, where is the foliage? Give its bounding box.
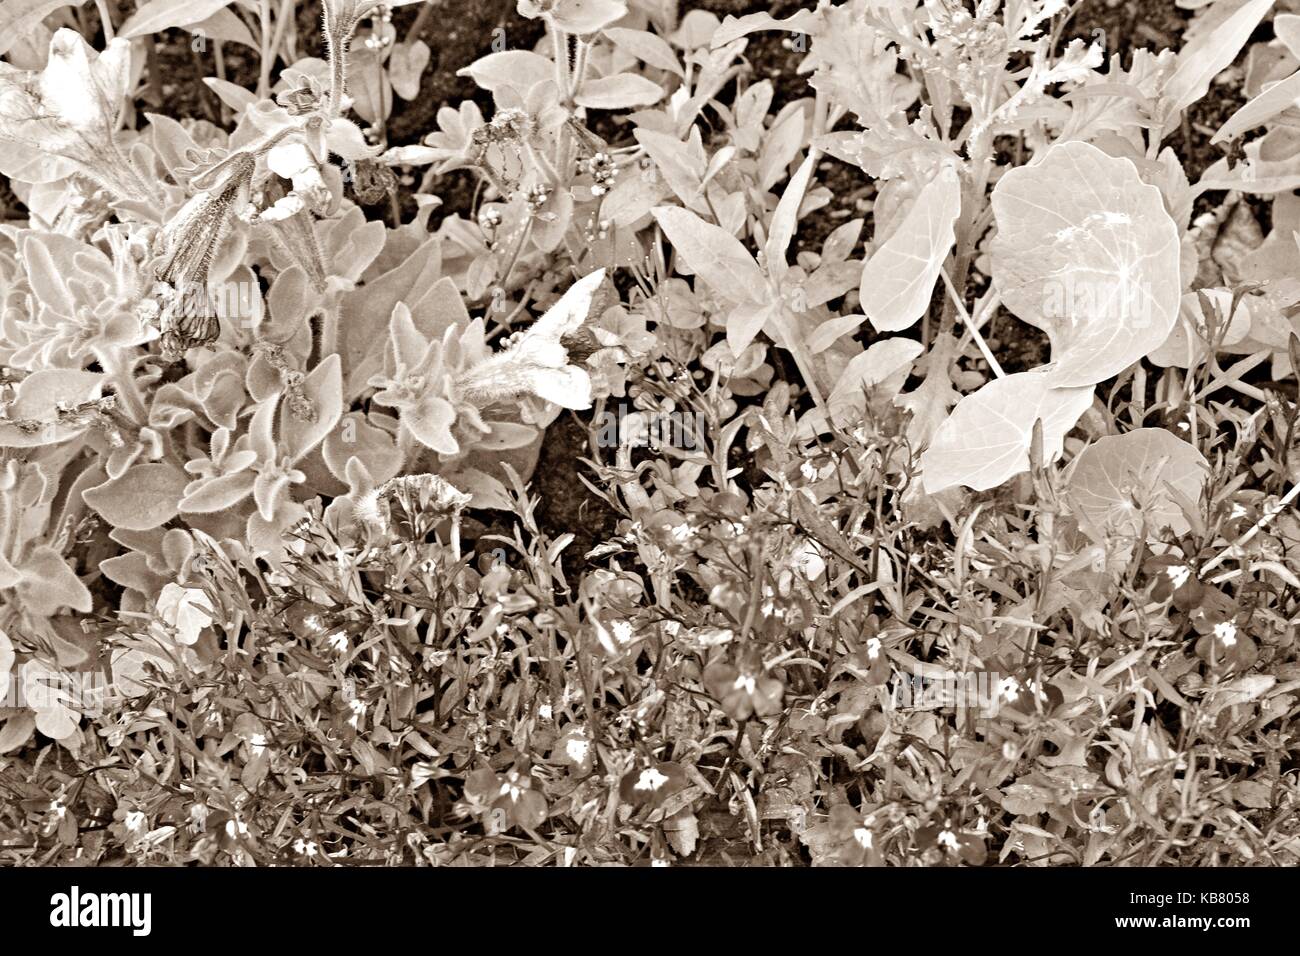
[0,0,1298,866]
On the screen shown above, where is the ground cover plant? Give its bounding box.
[0,0,1298,867]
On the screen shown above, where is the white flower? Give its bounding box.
[732,674,757,695]
[865,637,882,660]
[634,767,670,792]
[852,827,873,849]
[611,619,634,645]
[456,270,606,410]
[564,736,590,764]
[123,810,147,833]
[155,583,215,646]
[294,838,319,857]
[326,631,349,654]
[1165,564,1192,590]
[1213,620,1238,647]
[790,541,826,580]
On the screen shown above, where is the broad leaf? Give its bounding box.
[575,73,664,110]
[0,369,105,447]
[921,372,1094,493]
[0,0,77,57]
[651,206,764,306]
[990,141,1181,387]
[83,463,188,531]
[120,0,234,38]
[860,165,960,332]
[1066,428,1209,538]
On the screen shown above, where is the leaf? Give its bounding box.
[575,73,664,110]
[17,546,91,616]
[187,7,256,48]
[633,128,707,213]
[651,206,764,306]
[1213,68,1300,144]
[0,0,76,57]
[990,141,1181,387]
[664,809,699,857]
[860,165,961,332]
[83,463,188,531]
[280,354,343,463]
[547,0,627,35]
[457,51,553,94]
[604,27,682,76]
[826,338,924,424]
[1065,428,1209,539]
[712,10,820,47]
[119,0,234,38]
[388,40,431,100]
[0,369,105,448]
[920,372,1094,493]
[1158,0,1274,134]
[765,154,816,280]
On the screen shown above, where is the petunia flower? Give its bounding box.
[0,29,153,200]
[454,269,607,410]
[153,582,215,646]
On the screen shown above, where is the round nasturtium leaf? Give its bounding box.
[990,140,1182,388]
[1065,428,1209,539]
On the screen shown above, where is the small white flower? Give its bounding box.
[732,674,757,696]
[937,828,960,851]
[633,767,670,792]
[123,810,147,833]
[248,733,268,756]
[996,677,1020,702]
[852,827,873,849]
[1164,564,1192,590]
[293,838,319,857]
[564,736,589,764]
[326,631,349,654]
[611,620,635,645]
[50,800,67,820]
[865,637,882,660]
[225,818,249,839]
[1213,620,1238,647]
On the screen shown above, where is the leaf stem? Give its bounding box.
[939,266,1003,378]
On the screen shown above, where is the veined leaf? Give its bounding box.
[860,165,960,333]
[1065,428,1209,539]
[990,140,1181,388]
[652,206,765,307]
[921,372,1093,493]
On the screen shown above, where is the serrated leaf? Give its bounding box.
[990,141,1181,387]
[1066,428,1209,539]
[860,166,960,332]
[921,372,1094,493]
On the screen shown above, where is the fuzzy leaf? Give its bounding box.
[83,463,189,531]
[17,545,91,616]
[0,369,105,448]
[457,51,553,94]
[0,1,76,57]
[860,166,961,332]
[281,354,343,464]
[605,27,682,76]
[921,372,1093,493]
